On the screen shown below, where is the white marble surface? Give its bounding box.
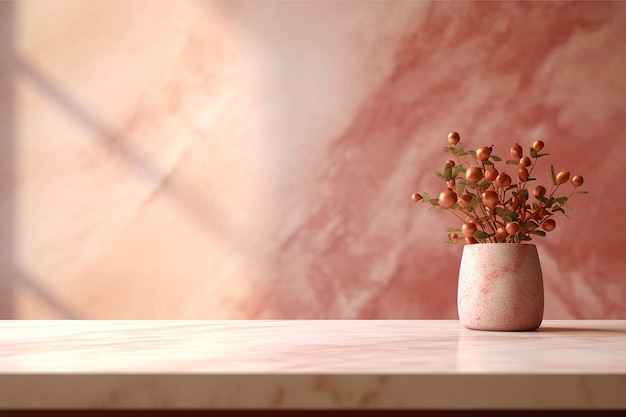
[0,320,625,409]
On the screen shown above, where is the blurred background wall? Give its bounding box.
[0,0,625,319]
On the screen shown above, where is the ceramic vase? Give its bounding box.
[457,243,544,331]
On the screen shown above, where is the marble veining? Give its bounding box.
[1,1,626,320]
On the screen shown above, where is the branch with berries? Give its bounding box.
[411,132,588,245]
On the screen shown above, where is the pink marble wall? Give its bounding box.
[0,1,625,319]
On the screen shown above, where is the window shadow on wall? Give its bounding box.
[0,1,15,318]
[1,1,271,319]
[10,55,253,319]
[0,2,82,319]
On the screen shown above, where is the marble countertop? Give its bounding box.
[0,320,625,410]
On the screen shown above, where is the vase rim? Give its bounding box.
[463,242,537,247]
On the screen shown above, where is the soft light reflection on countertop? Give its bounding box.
[0,320,625,409]
[1,320,625,373]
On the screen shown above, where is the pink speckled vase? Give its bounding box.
[457,243,544,331]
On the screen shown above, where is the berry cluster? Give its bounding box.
[411,132,587,244]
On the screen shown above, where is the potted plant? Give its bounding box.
[412,132,587,331]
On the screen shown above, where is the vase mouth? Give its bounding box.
[463,242,537,248]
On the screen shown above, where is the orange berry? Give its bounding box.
[482,190,499,209]
[465,236,478,245]
[448,132,460,145]
[533,185,546,198]
[476,146,492,162]
[533,140,544,151]
[520,156,531,167]
[518,167,529,182]
[511,194,525,210]
[446,160,456,168]
[462,222,477,237]
[466,166,483,183]
[496,227,508,241]
[439,189,457,209]
[411,193,423,202]
[484,167,499,182]
[458,193,473,208]
[542,218,556,231]
[556,171,570,185]
[505,222,520,235]
[495,172,512,188]
[571,175,584,187]
[450,232,459,242]
[511,143,523,159]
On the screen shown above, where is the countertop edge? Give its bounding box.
[1,374,625,410]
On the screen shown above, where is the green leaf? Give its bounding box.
[537,153,550,158]
[456,183,466,196]
[518,189,529,199]
[491,155,502,162]
[478,180,491,189]
[552,207,566,214]
[443,163,453,181]
[447,146,458,155]
[469,150,477,159]
[459,179,477,189]
[530,147,538,158]
[521,235,533,241]
[555,196,568,205]
[422,192,439,205]
[473,230,489,239]
[469,195,481,210]
[545,197,555,208]
[453,165,467,177]
[525,220,539,231]
[530,230,546,237]
[550,165,557,185]
[506,159,519,165]
[577,190,589,194]
[495,208,518,223]
[435,171,446,181]
[447,227,461,233]
[535,195,548,203]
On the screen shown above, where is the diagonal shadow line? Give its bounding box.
[11,56,266,318]
[15,56,267,244]
[15,58,168,185]
[8,59,191,318]
[14,57,247,243]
